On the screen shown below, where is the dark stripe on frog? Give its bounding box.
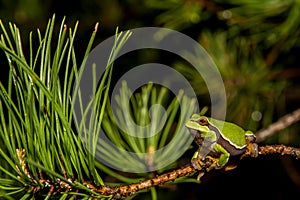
[207,123,246,156]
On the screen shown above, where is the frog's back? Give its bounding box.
[208,118,247,149]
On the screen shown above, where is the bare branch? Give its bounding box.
[256,108,300,142]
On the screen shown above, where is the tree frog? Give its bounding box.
[185,114,258,171]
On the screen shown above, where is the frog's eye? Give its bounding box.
[198,117,208,126]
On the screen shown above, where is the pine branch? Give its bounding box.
[93,144,300,199]
[14,142,300,199]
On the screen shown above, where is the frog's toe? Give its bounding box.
[224,164,237,171]
[196,172,204,181]
[191,156,219,171]
[191,158,202,170]
[249,143,258,157]
[205,156,220,170]
[242,142,258,158]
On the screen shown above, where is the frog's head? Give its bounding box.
[185,114,210,136]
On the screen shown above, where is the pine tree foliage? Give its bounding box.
[0,15,128,199]
[0,15,197,199]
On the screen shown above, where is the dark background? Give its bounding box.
[0,0,299,199]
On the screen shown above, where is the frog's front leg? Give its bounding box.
[191,130,218,170]
[191,149,202,170]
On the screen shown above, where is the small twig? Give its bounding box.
[256,108,300,142]
[59,155,68,179]
[16,148,33,180]
[46,185,55,199]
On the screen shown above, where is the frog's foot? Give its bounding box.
[248,142,258,157]
[243,134,258,158]
[192,156,219,181]
[191,156,218,172]
[241,141,258,159]
[191,158,203,170]
[205,156,219,171]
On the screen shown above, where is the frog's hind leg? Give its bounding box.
[213,144,230,169]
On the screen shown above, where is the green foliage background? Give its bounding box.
[0,0,300,199]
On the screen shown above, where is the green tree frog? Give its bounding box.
[185,114,258,171]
